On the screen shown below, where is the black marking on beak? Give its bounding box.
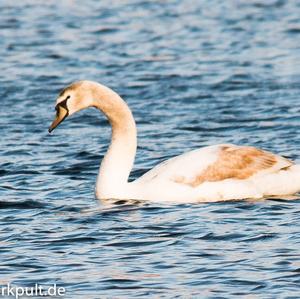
[54,96,70,111]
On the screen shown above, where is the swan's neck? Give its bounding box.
[93,85,137,199]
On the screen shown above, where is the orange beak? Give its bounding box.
[48,104,69,133]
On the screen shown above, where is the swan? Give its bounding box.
[48,80,300,203]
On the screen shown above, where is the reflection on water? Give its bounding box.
[1,0,300,297]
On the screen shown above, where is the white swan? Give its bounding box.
[49,80,300,203]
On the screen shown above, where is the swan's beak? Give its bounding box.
[48,104,69,133]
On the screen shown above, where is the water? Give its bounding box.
[1,0,300,297]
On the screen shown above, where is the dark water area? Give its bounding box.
[1,0,300,297]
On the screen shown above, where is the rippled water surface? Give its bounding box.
[1,0,300,297]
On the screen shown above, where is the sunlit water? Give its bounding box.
[1,0,300,298]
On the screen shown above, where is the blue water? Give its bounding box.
[1,0,300,297]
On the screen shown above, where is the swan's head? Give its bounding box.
[48,80,95,133]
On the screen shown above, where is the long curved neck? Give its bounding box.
[92,84,137,199]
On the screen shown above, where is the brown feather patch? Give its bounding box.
[174,146,291,187]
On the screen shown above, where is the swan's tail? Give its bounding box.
[254,164,300,197]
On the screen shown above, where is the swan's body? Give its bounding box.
[49,80,300,203]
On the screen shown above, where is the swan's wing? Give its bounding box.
[136,144,293,186]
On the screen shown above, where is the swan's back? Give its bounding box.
[135,144,292,186]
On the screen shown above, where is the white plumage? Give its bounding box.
[49,80,300,203]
